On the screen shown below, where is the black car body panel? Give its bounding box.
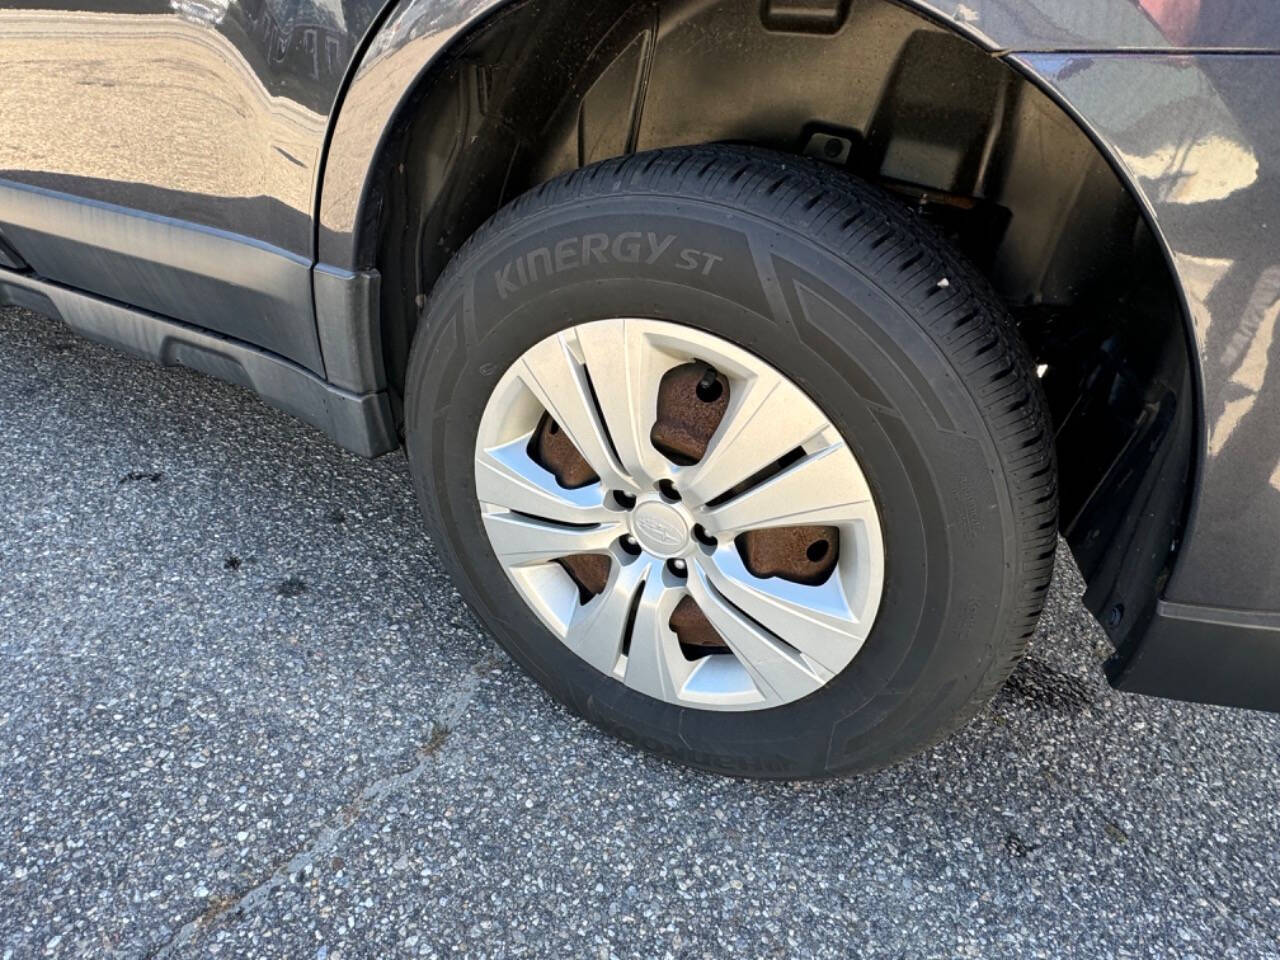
[2,0,1278,710]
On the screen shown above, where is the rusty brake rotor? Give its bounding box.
[531,360,840,655]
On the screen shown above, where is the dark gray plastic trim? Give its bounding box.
[0,179,326,373]
[1109,600,1280,712]
[0,267,397,458]
[0,227,27,270]
[314,264,385,394]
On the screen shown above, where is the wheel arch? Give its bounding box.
[316,0,1204,672]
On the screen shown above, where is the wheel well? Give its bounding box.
[368,0,1195,648]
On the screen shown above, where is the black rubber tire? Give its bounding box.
[405,145,1057,779]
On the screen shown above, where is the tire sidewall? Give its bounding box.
[407,193,1020,777]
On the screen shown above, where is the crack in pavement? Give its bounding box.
[145,652,500,959]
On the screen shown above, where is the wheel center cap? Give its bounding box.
[630,500,690,557]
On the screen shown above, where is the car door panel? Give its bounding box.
[0,0,389,370]
[0,180,322,369]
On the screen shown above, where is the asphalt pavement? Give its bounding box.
[1,304,1278,959]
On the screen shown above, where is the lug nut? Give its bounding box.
[621,535,641,556]
[668,558,687,577]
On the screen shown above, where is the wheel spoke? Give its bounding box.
[481,512,622,567]
[476,436,613,525]
[516,331,631,490]
[575,319,677,486]
[699,547,866,674]
[686,565,830,703]
[681,372,829,506]
[622,571,692,701]
[477,317,886,711]
[564,557,649,676]
[700,444,874,537]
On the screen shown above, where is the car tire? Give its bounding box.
[404,145,1057,778]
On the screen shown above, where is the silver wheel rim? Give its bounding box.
[474,318,885,711]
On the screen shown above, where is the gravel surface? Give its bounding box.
[1,304,1278,960]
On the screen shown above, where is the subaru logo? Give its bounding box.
[636,514,682,547]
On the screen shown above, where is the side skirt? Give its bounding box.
[0,267,398,458]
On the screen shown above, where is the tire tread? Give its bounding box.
[419,145,1059,774]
